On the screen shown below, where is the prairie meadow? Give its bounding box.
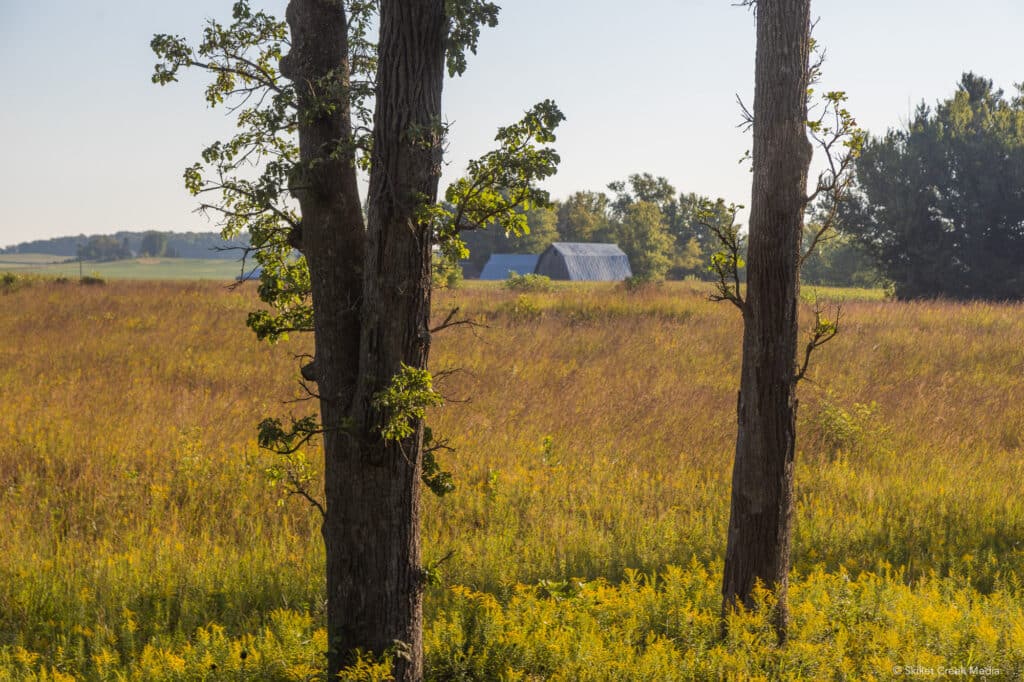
[1,277,1023,680]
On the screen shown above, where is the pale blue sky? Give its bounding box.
[2,1,1022,247]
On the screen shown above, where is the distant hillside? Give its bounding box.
[1,231,250,259]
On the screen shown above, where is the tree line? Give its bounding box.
[74,232,180,261]
[3,231,250,260]
[464,72,1024,299]
[459,174,879,287]
[460,175,738,283]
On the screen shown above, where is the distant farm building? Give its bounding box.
[479,254,541,280]
[534,242,632,281]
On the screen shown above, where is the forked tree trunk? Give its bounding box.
[277,0,446,677]
[721,0,813,642]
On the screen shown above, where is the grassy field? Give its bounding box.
[0,254,247,280]
[0,254,69,265]
[0,279,1022,680]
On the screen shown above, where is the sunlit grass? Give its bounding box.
[0,280,1021,679]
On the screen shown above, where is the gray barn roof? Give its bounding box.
[535,242,632,281]
[479,253,540,280]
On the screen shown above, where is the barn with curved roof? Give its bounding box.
[534,242,632,281]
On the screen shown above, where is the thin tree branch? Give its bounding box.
[286,479,326,519]
[794,302,841,384]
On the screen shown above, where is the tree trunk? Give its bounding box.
[721,0,813,642]
[279,0,370,676]
[335,2,447,680]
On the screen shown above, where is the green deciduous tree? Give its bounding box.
[614,200,674,282]
[608,172,677,218]
[460,201,559,274]
[518,204,560,253]
[139,231,169,258]
[608,175,736,280]
[842,73,1024,299]
[77,235,132,261]
[556,190,610,242]
[153,2,561,678]
[800,223,878,287]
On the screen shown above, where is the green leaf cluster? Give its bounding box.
[372,365,444,443]
[435,100,565,264]
[503,273,553,293]
[257,414,322,454]
[153,2,306,341]
[445,0,500,77]
[422,428,456,497]
[701,197,746,308]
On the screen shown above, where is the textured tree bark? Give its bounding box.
[282,0,445,677]
[279,0,369,677]
[280,0,365,400]
[338,2,446,680]
[721,0,813,643]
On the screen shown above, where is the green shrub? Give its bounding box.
[0,272,21,293]
[622,275,662,292]
[812,394,884,459]
[0,272,46,294]
[508,294,542,321]
[432,252,464,290]
[504,273,552,292]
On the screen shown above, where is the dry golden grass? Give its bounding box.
[1,278,1022,679]
[426,283,1024,594]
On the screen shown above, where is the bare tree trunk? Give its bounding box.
[279,0,371,676]
[336,2,446,680]
[721,0,813,642]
